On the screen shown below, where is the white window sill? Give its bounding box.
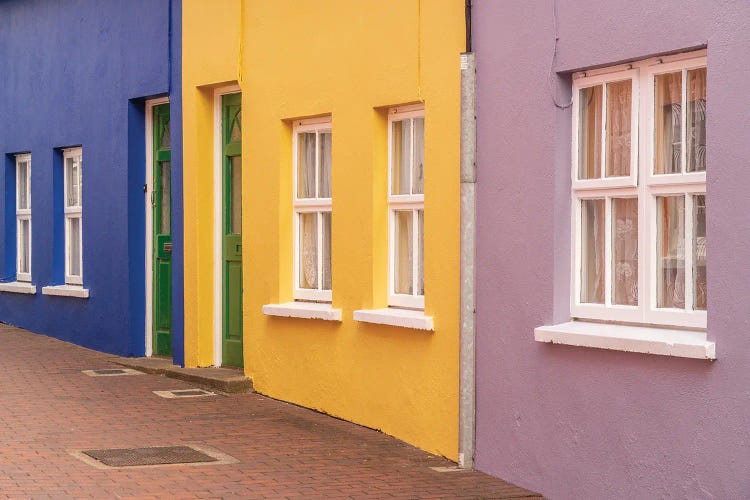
[0,282,36,294]
[42,285,90,299]
[353,308,434,331]
[262,302,342,321]
[534,321,715,360]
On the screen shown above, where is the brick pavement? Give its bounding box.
[0,324,541,499]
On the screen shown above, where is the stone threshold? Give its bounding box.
[110,357,253,394]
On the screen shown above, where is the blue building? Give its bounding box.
[0,0,183,362]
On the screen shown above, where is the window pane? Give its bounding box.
[654,72,682,175]
[412,118,424,194]
[322,212,332,291]
[578,85,602,180]
[391,120,411,195]
[68,217,81,277]
[605,80,632,177]
[394,210,413,295]
[160,161,171,234]
[161,118,171,149]
[612,198,638,305]
[18,219,30,276]
[417,209,424,296]
[66,157,82,207]
[657,196,685,308]
[17,161,29,210]
[298,212,318,289]
[297,132,316,199]
[693,195,707,310]
[580,199,604,303]
[318,131,332,198]
[686,68,707,173]
[230,156,241,234]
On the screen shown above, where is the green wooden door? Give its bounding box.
[152,103,172,356]
[222,93,243,367]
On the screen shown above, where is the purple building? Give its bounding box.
[473,1,750,497]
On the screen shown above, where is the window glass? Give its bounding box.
[298,212,318,289]
[68,217,81,277]
[578,85,602,179]
[581,199,605,304]
[17,161,29,210]
[66,156,82,207]
[412,118,425,194]
[161,161,171,234]
[654,72,682,175]
[391,120,411,195]
[693,194,707,310]
[318,131,332,198]
[656,195,685,308]
[18,219,30,275]
[322,212,332,291]
[230,156,241,234]
[394,210,414,295]
[417,209,424,296]
[605,80,632,177]
[686,68,707,173]
[297,132,316,199]
[612,198,638,305]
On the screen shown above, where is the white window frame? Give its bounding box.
[15,154,31,282]
[292,117,332,302]
[63,147,83,286]
[388,105,425,310]
[571,51,707,329]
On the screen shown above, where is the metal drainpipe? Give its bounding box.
[458,0,476,470]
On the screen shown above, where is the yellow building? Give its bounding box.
[182,0,466,459]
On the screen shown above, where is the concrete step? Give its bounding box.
[111,356,253,394]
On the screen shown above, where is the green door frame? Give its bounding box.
[221,92,244,367]
[152,103,172,356]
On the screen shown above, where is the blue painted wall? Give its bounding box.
[0,0,182,358]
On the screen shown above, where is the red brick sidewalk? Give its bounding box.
[0,324,540,499]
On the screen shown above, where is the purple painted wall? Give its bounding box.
[474,1,750,498]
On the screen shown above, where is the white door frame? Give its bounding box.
[145,96,170,357]
[213,85,241,367]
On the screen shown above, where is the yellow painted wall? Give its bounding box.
[183,0,465,459]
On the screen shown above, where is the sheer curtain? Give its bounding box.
[299,133,317,288]
[613,198,638,305]
[654,72,682,174]
[319,131,332,290]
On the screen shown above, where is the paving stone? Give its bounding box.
[0,324,542,498]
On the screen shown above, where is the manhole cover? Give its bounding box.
[153,388,215,399]
[82,368,145,377]
[82,446,218,467]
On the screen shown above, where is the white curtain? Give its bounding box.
[613,198,638,305]
[606,80,631,177]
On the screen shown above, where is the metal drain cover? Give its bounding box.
[82,446,218,467]
[82,368,145,377]
[153,388,215,399]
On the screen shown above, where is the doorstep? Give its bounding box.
[110,357,253,394]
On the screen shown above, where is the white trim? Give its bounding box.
[570,51,707,330]
[534,321,715,360]
[63,148,83,286]
[292,118,333,303]
[144,97,169,357]
[571,68,639,190]
[353,307,434,331]
[15,154,32,282]
[0,281,36,294]
[387,108,425,309]
[213,85,241,367]
[42,284,89,298]
[262,302,342,321]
